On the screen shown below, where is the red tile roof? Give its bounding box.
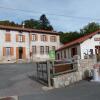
[57,30,100,51]
[0,25,59,35]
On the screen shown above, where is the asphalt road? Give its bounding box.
[0,63,100,100]
[0,63,43,97]
[19,81,100,100]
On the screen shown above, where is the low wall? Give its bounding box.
[52,71,82,88]
[52,58,96,88]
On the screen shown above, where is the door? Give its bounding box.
[19,47,23,59]
[95,46,100,62]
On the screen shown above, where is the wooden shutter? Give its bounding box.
[22,35,25,42]
[46,35,48,41]
[10,47,14,56]
[23,47,26,59]
[16,47,19,59]
[30,34,32,41]
[3,47,6,56]
[16,34,18,42]
[5,33,11,42]
[55,36,57,42]
[36,34,38,41]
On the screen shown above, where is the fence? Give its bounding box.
[36,60,77,87]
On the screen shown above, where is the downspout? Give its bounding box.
[29,32,31,62]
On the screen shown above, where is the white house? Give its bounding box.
[56,31,100,62]
[0,25,60,63]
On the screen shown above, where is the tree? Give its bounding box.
[22,19,41,29]
[60,22,100,44]
[0,20,21,27]
[39,14,53,31]
[60,31,81,44]
[80,22,100,35]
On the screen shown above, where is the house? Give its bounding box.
[0,25,60,63]
[56,31,100,62]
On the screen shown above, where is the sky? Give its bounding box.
[0,0,100,32]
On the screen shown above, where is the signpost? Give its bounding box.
[49,50,55,60]
[49,50,55,76]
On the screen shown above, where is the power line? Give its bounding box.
[0,6,100,21]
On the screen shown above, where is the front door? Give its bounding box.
[19,47,23,59]
[95,46,100,62]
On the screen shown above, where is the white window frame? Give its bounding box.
[6,47,11,56]
[32,34,36,41]
[18,35,23,42]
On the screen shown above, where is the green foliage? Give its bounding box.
[0,20,21,27]
[80,22,100,35]
[22,14,53,31]
[60,22,100,44]
[22,19,41,29]
[0,14,54,31]
[60,31,82,44]
[39,14,53,30]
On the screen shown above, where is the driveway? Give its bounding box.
[0,63,43,97]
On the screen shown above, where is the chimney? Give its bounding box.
[22,22,25,28]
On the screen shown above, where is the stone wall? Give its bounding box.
[78,59,96,78]
[52,71,82,88]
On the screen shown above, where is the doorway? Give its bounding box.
[19,47,23,59]
[95,46,100,62]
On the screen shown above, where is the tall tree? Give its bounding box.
[39,14,53,31]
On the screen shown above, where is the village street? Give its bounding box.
[0,64,100,100]
[0,63,44,97]
[19,80,100,100]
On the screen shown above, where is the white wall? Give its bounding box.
[30,33,60,61]
[80,34,100,59]
[56,44,81,60]
[0,30,30,61]
[0,29,60,62]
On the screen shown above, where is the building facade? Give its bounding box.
[56,31,100,62]
[0,25,60,63]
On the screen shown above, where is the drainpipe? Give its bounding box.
[29,33,31,62]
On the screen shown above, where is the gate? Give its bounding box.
[37,61,52,87]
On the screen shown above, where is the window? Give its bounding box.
[6,30,10,32]
[46,46,49,54]
[5,33,11,42]
[6,47,11,56]
[64,50,67,58]
[57,53,60,60]
[40,46,44,54]
[61,51,63,59]
[50,36,56,42]
[52,46,56,50]
[18,35,23,42]
[32,34,36,41]
[71,47,77,57]
[41,35,46,41]
[32,46,37,54]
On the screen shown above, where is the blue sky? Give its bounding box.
[0,0,100,32]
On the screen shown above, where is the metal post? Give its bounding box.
[52,60,55,76]
[47,61,51,87]
[37,62,39,79]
